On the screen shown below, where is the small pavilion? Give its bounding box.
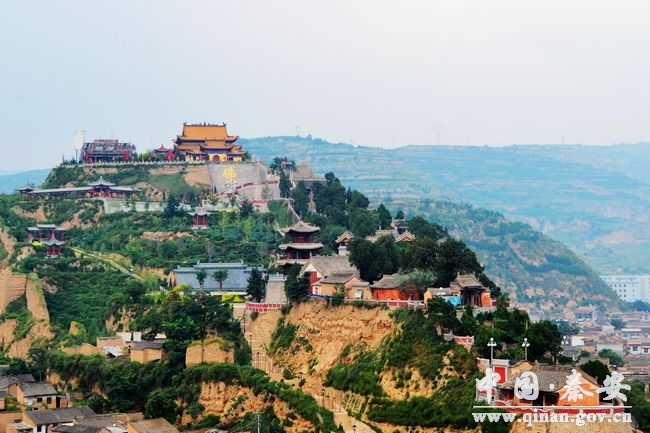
[43,234,65,258]
[278,220,323,261]
[189,208,209,229]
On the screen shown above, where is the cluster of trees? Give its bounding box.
[346,216,500,297]
[134,285,245,371]
[291,172,392,241]
[17,256,152,344]
[71,204,280,272]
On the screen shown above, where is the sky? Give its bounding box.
[2,0,650,171]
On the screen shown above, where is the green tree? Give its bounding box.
[27,343,50,382]
[400,237,439,272]
[525,320,562,362]
[397,269,436,295]
[407,216,447,241]
[139,286,239,370]
[279,171,292,198]
[348,209,378,238]
[246,268,268,303]
[290,181,309,217]
[427,297,460,332]
[610,317,624,330]
[162,194,182,220]
[580,360,610,385]
[239,200,254,218]
[144,389,178,423]
[346,188,370,210]
[624,380,650,431]
[435,238,484,286]
[376,203,392,230]
[284,265,310,303]
[347,237,384,282]
[459,304,479,336]
[598,348,624,367]
[196,268,208,292]
[213,269,229,292]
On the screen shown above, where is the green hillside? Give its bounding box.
[243,137,650,275]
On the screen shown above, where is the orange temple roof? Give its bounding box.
[177,123,238,143]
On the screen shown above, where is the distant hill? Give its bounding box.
[243,137,650,275]
[0,169,50,194]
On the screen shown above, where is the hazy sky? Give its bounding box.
[2,1,650,171]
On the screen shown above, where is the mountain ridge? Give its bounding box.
[242,137,650,275]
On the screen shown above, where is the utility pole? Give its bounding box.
[432,124,443,145]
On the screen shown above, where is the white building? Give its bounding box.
[600,275,650,302]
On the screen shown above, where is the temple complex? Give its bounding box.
[278,220,323,263]
[81,139,137,163]
[173,123,246,162]
[17,176,139,201]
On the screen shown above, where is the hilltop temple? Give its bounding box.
[81,139,136,163]
[173,122,246,162]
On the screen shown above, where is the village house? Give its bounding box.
[300,255,359,293]
[129,341,163,364]
[16,382,61,410]
[127,418,179,433]
[316,273,371,300]
[301,255,357,281]
[0,373,35,401]
[596,338,624,356]
[371,275,410,301]
[497,364,605,410]
[574,305,597,322]
[620,327,642,341]
[96,336,128,358]
[624,356,650,374]
[7,407,96,433]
